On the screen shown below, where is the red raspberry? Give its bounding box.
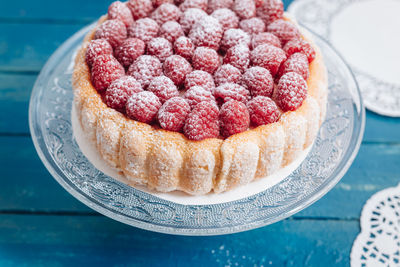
[267,19,301,45]
[104,76,143,111]
[214,64,242,86]
[151,3,182,25]
[242,66,274,97]
[108,1,134,27]
[158,97,190,131]
[220,28,251,52]
[239,18,265,35]
[163,55,193,85]
[283,38,316,63]
[85,39,113,67]
[219,100,250,137]
[147,75,179,103]
[94,19,127,48]
[278,52,309,81]
[211,8,239,31]
[233,0,256,19]
[254,0,264,8]
[250,44,286,76]
[276,72,307,111]
[174,36,195,61]
[189,16,223,50]
[251,32,281,49]
[91,54,125,92]
[184,70,215,91]
[207,0,233,13]
[257,0,283,25]
[175,0,185,5]
[147,37,173,62]
[179,8,207,34]
[223,44,250,73]
[159,21,184,43]
[114,38,145,67]
[192,47,220,74]
[184,86,216,108]
[179,0,208,12]
[127,55,162,88]
[152,0,174,8]
[247,96,280,126]
[126,91,162,123]
[128,18,159,43]
[213,83,249,104]
[183,101,220,140]
[127,0,154,20]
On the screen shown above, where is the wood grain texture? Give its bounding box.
[0,215,357,266]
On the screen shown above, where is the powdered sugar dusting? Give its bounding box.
[127,55,162,88]
[189,16,223,50]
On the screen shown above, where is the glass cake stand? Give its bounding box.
[29,23,365,236]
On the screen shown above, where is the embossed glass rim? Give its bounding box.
[29,22,365,236]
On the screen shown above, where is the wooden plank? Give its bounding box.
[0,214,357,266]
[0,23,83,72]
[1,135,399,220]
[363,110,400,143]
[0,136,92,212]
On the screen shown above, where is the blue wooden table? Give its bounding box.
[1,0,400,265]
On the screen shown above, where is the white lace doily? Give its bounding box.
[289,0,400,117]
[351,184,400,266]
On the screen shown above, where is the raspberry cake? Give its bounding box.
[72,0,327,195]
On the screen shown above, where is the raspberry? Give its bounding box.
[257,0,283,25]
[174,36,195,61]
[147,75,179,103]
[251,32,281,49]
[220,28,251,52]
[128,18,159,43]
[175,0,185,5]
[183,101,220,140]
[267,19,301,45]
[91,54,125,92]
[189,16,223,50]
[163,55,193,85]
[242,66,274,97]
[158,97,190,131]
[94,19,127,48]
[247,96,280,126]
[223,44,250,72]
[233,0,256,19]
[184,86,216,108]
[114,38,146,67]
[104,76,143,111]
[207,0,233,13]
[127,55,163,88]
[179,8,207,34]
[85,39,113,67]
[126,91,162,123]
[152,0,174,7]
[278,52,309,81]
[151,3,182,25]
[184,70,215,91]
[108,1,134,27]
[283,38,316,63]
[214,64,242,86]
[179,0,208,12]
[239,18,265,35]
[211,8,239,31]
[147,37,173,62]
[219,100,250,137]
[250,44,286,76]
[213,83,249,104]
[159,21,184,43]
[127,0,154,20]
[254,0,264,8]
[276,72,307,111]
[192,47,220,74]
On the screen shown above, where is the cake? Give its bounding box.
[72,0,328,195]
